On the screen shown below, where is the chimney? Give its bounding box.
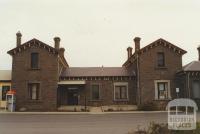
[127,47,133,59]
[198,46,200,61]
[16,31,22,47]
[59,48,65,57]
[134,37,141,52]
[54,37,60,49]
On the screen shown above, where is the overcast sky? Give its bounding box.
[0,0,200,70]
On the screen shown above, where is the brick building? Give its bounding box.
[176,47,200,107]
[6,32,200,111]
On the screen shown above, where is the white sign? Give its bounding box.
[166,98,198,130]
[176,88,179,93]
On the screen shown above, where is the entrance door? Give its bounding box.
[67,88,78,105]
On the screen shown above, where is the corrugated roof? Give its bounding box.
[183,61,200,71]
[0,70,11,81]
[61,67,133,77]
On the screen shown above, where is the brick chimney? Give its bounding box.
[127,47,133,59]
[59,48,65,57]
[134,37,141,52]
[16,31,22,47]
[198,46,200,61]
[54,37,60,49]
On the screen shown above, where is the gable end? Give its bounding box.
[123,38,187,67]
[7,38,58,56]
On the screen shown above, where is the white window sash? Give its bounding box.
[32,84,37,100]
[154,80,171,100]
[113,82,129,101]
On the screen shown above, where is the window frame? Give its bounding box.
[114,82,129,101]
[28,83,40,100]
[91,84,101,101]
[157,52,165,67]
[30,52,39,69]
[192,80,200,99]
[154,80,171,100]
[0,84,11,101]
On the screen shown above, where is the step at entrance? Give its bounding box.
[89,107,103,113]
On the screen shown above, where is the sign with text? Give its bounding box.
[166,98,198,130]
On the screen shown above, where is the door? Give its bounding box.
[67,88,78,105]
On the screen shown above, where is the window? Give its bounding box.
[157,52,165,67]
[114,83,128,100]
[91,85,100,100]
[28,83,40,100]
[192,80,200,99]
[155,80,170,100]
[2,86,10,101]
[31,53,39,69]
[157,82,168,99]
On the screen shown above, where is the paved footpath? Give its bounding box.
[0,112,199,134]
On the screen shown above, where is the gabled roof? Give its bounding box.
[0,70,11,81]
[61,67,134,77]
[123,38,187,66]
[140,38,187,55]
[7,38,58,56]
[7,38,69,67]
[182,61,200,71]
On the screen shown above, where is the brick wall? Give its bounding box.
[11,45,59,111]
[78,79,136,106]
[139,45,183,105]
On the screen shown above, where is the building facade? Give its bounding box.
[0,70,11,108]
[4,32,200,111]
[176,47,200,108]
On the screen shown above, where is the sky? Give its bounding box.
[0,0,200,70]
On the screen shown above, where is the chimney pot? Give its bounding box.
[127,47,133,59]
[134,37,141,52]
[59,47,65,57]
[54,37,60,49]
[16,31,22,47]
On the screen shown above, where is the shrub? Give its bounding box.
[138,102,158,111]
[130,122,200,134]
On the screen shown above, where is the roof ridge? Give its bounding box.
[183,61,196,70]
[183,61,200,71]
[184,61,195,69]
[69,67,125,68]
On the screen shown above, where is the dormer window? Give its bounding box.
[31,53,39,69]
[157,52,165,67]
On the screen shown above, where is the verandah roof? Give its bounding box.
[60,67,134,77]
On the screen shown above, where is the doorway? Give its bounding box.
[57,85,80,106]
[67,88,78,105]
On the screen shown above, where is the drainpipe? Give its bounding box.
[136,53,141,105]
